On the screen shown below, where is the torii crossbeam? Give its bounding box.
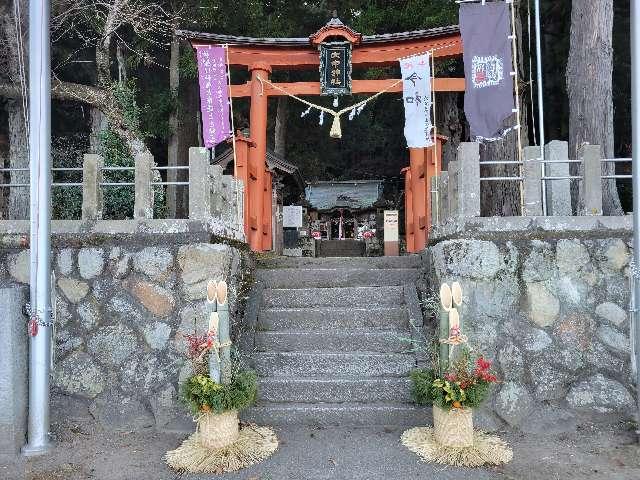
[179,18,465,253]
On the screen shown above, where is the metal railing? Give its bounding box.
[0,167,84,188]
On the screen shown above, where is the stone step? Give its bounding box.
[241,403,429,426]
[258,307,409,330]
[255,330,413,353]
[258,377,414,404]
[261,286,405,309]
[316,239,366,258]
[256,268,419,288]
[252,352,415,377]
[257,255,421,270]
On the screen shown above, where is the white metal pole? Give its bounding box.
[22,0,53,456]
[533,0,547,215]
[631,0,640,444]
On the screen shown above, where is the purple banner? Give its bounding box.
[196,45,231,147]
[460,2,515,140]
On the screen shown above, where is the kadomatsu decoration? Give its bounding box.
[401,282,513,467]
[165,279,278,474]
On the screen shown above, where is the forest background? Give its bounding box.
[0,0,632,219]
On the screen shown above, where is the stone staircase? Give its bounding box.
[242,256,427,426]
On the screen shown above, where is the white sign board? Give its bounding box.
[283,205,303,228]
[384,210,399,242]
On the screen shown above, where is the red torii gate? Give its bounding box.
[180,18,464,253]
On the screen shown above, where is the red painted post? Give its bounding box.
[401,167,415,253]
[263,169,273,251]
[409,147,427,252]
[247,62,271,251]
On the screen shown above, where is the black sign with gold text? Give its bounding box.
[319,42,352,96]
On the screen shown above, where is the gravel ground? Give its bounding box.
[2,417,639,480]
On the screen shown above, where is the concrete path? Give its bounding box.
[5,421,640,480]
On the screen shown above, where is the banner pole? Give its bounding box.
[631,0,640,444]
[508,0,525,214]
[224,44,242,236]
[533,0,547,215]
[431,50,439,226]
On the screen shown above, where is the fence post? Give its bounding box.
[430,176,438,227]
[209,165,224,217]
[544,140,572,215]
[438,171,449,224]
[580,144,603,215]
[134,152,154,219]
[447,160,459,218]
[458,142,481,217]
[523,146,543,216]
[81,154,103,220]
[189,147,211,220]
[236,179,245,240]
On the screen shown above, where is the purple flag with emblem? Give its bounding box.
[196,45,231,147]
[460,2,515,140]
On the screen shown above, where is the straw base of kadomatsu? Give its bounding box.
[401,426,513,468]
[165,421,278,474]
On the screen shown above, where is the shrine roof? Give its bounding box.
[176,25,459,47]
[213,146,305,192]
[305,180,383,211]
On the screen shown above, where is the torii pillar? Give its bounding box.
[247,62,272,251]
[403,136,445,253]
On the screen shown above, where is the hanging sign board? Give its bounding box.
[320,42,352,96]
[283,205,303,228]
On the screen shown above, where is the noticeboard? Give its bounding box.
[283,205,303,228]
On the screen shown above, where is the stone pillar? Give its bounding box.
[523,146,543,216]
[248,62,271,252]
[430,176,438,227]
[209,164,224,217]
[0,286,28,456]
[188,147,211,220]
[448,160,459,218]
[134,152,154,219]
[544,140,572,216]
[401,167,415,253]
[457,142,481,217]
[81,154,103,220]
[233,134,253,239]
[236,179,245,241]
[580,144,603,215]
[437,171,449,224]
[409,148,427,251]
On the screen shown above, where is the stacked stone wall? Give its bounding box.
[0,225,251,431]
[424,217,635,429]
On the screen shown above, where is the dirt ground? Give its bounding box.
[2,416,639,480]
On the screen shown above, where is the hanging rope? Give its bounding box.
[256,75,403,139]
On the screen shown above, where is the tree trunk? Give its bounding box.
[7,99,29,219]
[437,92,462,171]
[567,0,622,215]
[274,96,288,158]
[479,0,529,217]
[89,106,107,153]
[167,30,180,217]
[96,36,112,88]
[1,1,29,219]
[116,41,127,84]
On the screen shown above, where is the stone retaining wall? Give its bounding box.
[0,221,251,432]
[424,216,635,430]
